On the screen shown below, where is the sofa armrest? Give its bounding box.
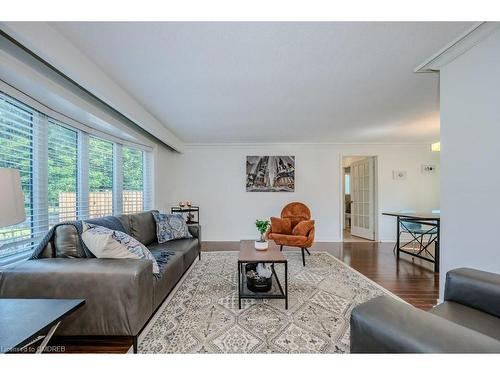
[350,295,500,353]
[0,258,153,336]
[188,224,201,251]
[445,268,500,318]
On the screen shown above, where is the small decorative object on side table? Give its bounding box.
[171,204,200,224]
[254,219,270,250]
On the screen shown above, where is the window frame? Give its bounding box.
[0,88,154,263]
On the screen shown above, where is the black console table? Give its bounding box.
[0,298,85,354]
[171,206,199,224]
[382,212,440,272]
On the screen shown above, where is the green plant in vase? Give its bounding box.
[255,219,270,250]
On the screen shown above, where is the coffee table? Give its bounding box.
[238,240,288,309]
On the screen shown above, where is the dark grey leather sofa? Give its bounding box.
[350,268,500,353]
[0,210,201,353]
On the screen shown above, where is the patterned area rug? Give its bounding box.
[138,251,395,353]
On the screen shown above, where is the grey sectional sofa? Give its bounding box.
[0,210,201,353]
[350,268,500,353]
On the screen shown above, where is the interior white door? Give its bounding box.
[350,157,375,240]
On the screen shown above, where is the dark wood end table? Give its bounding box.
[0,298,85,354]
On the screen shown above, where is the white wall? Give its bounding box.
[157,144,439,242]
[155,145,182,211]
[439,28,500,298]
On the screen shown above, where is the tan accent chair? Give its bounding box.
[267,202,315,266]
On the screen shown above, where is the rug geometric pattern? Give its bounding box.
[138,251,393,353]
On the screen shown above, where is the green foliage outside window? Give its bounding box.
[48,122,77,216]
[89,136,113,192]
[123,147,143,191]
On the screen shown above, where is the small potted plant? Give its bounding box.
[255,219,270,251]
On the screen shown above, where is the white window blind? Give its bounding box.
[48,119,78,225]
[88,136,114,218]
[122,146,144,214]
[0,90,154,261]
[0,92,46,257]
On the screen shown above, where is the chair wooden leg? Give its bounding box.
[280,245,283,252]
[304,248,310,255]
[301,248,306,266]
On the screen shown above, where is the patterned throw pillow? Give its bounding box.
[152,212,193,243]
[81,222,159,274]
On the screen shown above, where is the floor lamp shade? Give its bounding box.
[0,168,26,228]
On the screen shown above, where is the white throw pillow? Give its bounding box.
[81,222,159,274]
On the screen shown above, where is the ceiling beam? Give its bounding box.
[415,22,500,73]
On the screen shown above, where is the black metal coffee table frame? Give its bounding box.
[237,260,288,309]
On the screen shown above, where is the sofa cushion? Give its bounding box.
[128,210,158,246]
[54,225,86,258]
[271,217,292,235]
[148,238,199,271]
[81,222,159,274]
[152,212,192,243]
[292,220,315,236]
[148,239,199,309]
[151,251,185,309]
[38,241,54,258]
[430,301,500,341]
[116,214,132,235]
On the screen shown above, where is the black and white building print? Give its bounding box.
[246,156,295,192]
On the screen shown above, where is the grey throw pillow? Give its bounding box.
[152,212,193,243]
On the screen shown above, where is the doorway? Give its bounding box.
[341,156,377,242]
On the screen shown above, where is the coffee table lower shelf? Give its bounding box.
[237,261,288,309]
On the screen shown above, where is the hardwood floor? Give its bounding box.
[53,240,439,353]
[322,241,439,310]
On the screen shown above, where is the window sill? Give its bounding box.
[0,250,31,270]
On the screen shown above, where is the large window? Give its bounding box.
[88,137,114,218]
[0,95,34,257]
[48,120,78,225]
[0,91,153,260]
[123,146,144,214]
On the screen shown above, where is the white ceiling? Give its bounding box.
[51,22,473,144]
